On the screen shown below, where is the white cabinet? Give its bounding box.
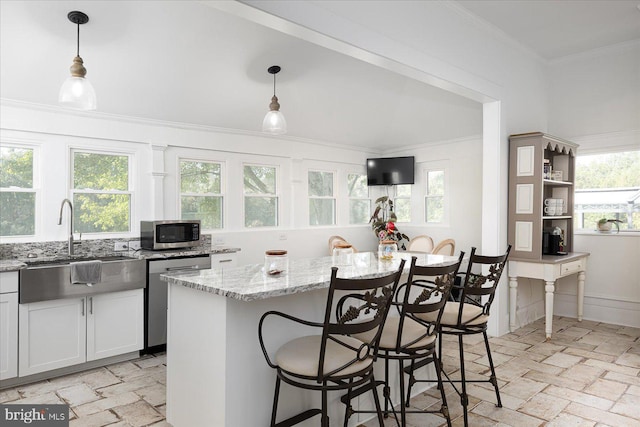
[87,290,144,361]
[19,289,143,377]
[0,271,19,380]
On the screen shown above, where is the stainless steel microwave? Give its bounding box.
[140,220,201,250]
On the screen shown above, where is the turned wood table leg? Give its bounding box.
[544,280,555,340]
[577,271,585,322]
[509,276,518,333]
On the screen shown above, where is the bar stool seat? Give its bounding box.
[275,335,372,377]
[418,302,489,326]
[355,316,436,350]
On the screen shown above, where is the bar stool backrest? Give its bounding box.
[325,259,406,379]
[394,254,463,352]
[456,246,511,326]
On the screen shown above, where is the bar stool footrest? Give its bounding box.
[275,409,322,427]
[340,380,384,404]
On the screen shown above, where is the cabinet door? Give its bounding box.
[87,289,143,361]
[0,292,18,380]
[19,298,86,376]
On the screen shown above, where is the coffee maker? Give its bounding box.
[543,227,564,255]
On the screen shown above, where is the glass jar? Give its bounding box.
[264,250,288,276]
[332,243,354,266]
[378,240,398,261]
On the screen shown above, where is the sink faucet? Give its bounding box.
[58,198,76,256]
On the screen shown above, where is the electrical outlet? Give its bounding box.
[213,237,225,246]
[128,240,141,250]
[279,233,287,241]
[114,242,129,251]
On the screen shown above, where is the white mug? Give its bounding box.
[544,206,557,215]
[544,198,558,206]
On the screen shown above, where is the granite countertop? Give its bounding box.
[0,246,241,272]
[160,251,458,302]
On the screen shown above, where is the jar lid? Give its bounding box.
[380,240,396,244]
[335,242,352,249]
[265,250,287,256]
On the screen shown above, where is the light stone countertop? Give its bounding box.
[0,246,241,272]
[160,251,458,302]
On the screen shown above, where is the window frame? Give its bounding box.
[308,169,336,226]
[346,172,370,225]
[573,149,640,233]
[178,158,225,231]
[423,167,449,225]
[393,184,412,223]
[243,162,280,228]
[0,142,40,238]
[70,148,134,236]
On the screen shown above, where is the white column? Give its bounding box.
[544,280,556,339]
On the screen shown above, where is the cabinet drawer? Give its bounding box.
[210,252,238,267]
[561,259,583,275]
[0,271,19,293]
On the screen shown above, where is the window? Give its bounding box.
[244,164,278,227]
[180,160,223,229]
[394,185,411,223]
[425,170,445,223]
[574,150,640,231]
[72,150,131,234]
[347,173,369,224]
[0,146,36,236]
[308,170,335,226]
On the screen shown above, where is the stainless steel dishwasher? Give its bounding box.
[146,255,211,351]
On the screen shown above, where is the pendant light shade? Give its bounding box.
[59,11,96,110]
[262,65,287,135]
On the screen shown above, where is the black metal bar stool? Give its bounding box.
[258,260,405,427]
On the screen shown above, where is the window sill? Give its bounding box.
[575,230,640,237]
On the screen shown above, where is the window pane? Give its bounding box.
[180,161,221,194]
[574,151,640,231]
[0,192,35,235]
[396,184,411,197]
[0,147,33,188]
[181,196,222,229]
[245,197,277,227]
[309,199,335,226]
[244,165,275,195]
[73,193,130,233]
[395,198,411,222]
[427,170,444,196]
[426,196,443,223]
[308,171,333,197]
[349,199,370,224]
[347,174,368,198]
[73,152,128,191]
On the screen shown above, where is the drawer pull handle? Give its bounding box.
[219,259,233,263]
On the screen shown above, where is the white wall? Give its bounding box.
[1,102,485,268]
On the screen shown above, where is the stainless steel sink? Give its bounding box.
[23,255,133,267]
[20,257,146,303]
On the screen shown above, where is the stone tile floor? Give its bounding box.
[0,316,638,426]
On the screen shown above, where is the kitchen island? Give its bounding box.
[161,252,458,427]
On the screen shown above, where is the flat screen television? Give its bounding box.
[366,156,415,186]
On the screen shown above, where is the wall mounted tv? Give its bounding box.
[366,156,415,186]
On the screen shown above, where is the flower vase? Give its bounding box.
[378,240,398,260]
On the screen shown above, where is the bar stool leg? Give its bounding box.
[398,359,407,426]
[270,376,281,427]
[458,335,469,426]
[370,375,385,426]
[433,354,452,427]
[322,387,329,427]
[483,331,502,407]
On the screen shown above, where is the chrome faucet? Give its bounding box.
[58,198,76,256]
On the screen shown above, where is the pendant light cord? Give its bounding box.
[76,22,80,57]
[273,73,276,97]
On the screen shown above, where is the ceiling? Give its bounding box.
[1,1,638,151]
[457,0,640,60]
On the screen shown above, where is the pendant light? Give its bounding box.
[59,11,97,110]
[262,65,287,135]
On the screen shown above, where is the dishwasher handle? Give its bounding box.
[165,265,207,272]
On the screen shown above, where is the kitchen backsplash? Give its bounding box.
[0,235,212,260]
